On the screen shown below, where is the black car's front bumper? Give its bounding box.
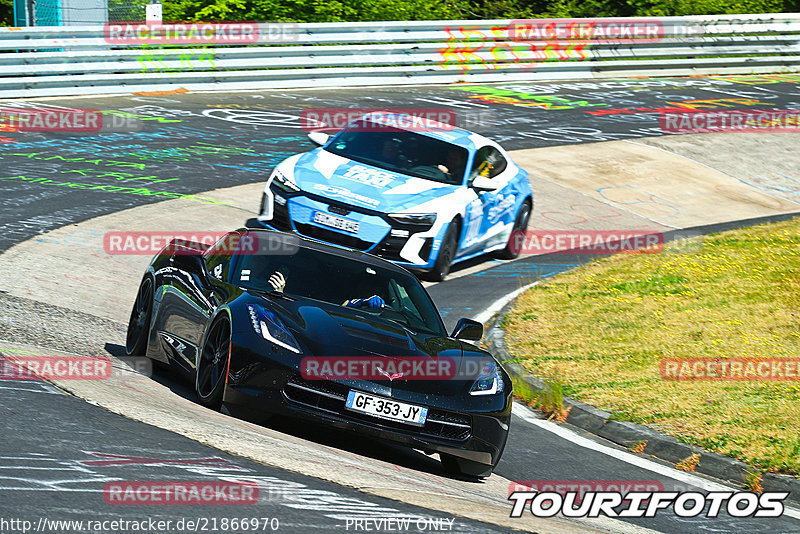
[222,346,511,472]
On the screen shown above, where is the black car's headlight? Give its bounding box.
[388,213,437,226]
[247,304,301,354]
[470,360,505,396]
[270,169,300,193]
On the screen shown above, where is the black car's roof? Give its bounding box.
[238,228,413,277]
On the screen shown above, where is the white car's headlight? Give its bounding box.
[270,169,300,193]
[388,213,437,226]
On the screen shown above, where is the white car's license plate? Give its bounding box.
[345,390,428,426]
[313,211,359,233]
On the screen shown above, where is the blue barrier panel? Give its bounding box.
[34,0,63,25]
[13,0,29,26]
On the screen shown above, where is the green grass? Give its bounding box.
[504,217,800,475]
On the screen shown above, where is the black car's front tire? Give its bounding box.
[440,453,493,479]
[196,318,231,410]
[126,277,153,356]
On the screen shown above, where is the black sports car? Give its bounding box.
[125,228,511,477]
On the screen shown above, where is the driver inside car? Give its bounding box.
[343,295,385,309]
[343,278,386,309]
[377,137,407,167]
[437,148,466,181]
[267,267,385,309]
[266,268,288,292]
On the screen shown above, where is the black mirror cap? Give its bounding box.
[169,248,205,271]
[452,318,483,341]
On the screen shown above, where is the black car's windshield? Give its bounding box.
[236,244,446,336]
[325,125,468,185]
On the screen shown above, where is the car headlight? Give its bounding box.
[247,304,301,354]
[470,360,504,396]
[388,213,437,226]
[270,169,300,193]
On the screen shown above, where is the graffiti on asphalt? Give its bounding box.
[0,175,229,205]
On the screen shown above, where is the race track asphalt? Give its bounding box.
[2,75,800,533]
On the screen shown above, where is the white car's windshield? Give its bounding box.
[325,127,468,185]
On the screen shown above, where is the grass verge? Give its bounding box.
[504,217,800,475]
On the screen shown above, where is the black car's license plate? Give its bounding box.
[345,390,428,426]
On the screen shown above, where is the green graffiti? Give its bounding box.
[7,152,149,169]
[451,86,606,110]
[98,110,182,123]
[59,169,178,184]
[137,43,216,75]
[0,175,229,205]
[126,142,257,162]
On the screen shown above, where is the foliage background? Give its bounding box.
[167,0,800,22]
[1,0,14,25]
[3,0,800,26]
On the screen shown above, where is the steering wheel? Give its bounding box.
[409,166,446,180]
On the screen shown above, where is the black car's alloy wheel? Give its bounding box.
[197,318,231,409]
[125,278,153,356]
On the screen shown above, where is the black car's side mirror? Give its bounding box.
[451,318,483,341]
[170,251,205,273]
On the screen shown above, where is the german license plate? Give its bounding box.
[313,211,359,233]
[345,390,428,426]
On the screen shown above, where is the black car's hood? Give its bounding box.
[262,295,465,393]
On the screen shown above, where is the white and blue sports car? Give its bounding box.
[258,113,533,281]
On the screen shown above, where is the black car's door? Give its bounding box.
[159,232,239,371]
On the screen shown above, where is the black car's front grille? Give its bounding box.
[426,410,472,440]
[283,377,472,442]
[294,223,372,251]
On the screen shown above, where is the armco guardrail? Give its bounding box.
[1,14,799,98]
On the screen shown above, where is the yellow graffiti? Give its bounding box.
[667,98,770,110]
[710,74,800,85]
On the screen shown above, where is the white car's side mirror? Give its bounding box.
[308,131,330,146]
[471,175,499,192]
